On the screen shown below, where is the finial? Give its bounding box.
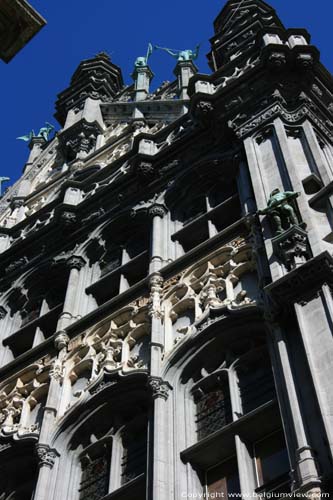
[95,51,110,60]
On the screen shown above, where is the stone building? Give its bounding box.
[0,0,46,63]
[0,0,332,498]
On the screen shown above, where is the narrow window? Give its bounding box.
[79,442,111,500]
[254,430,290,493]
[206,456,241,499]
[195,383,232,440]
[121,424,147,484]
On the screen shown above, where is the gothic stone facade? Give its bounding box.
[0,0,333,498]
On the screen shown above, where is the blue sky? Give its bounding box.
[1,0,332,188]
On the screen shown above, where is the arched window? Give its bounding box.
[79,438,111,500]
[192,372,232,440]
[121,415,148,485]
[86,213,151,305]
[180,322,291,498]
[3,263,69,358]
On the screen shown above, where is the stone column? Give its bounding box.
[237,159,256,215]
[0,306,14,366]
[173,60,198,100]
[149,204,167,275]
[293,286,333,459]
[33,333,69,500]
[149,273,164,376]
[132,64,154,102]
[148,376,172,500]
[33,444,60,500]
[27,136,46,164]
[56,256,86,331]
[147,272,173,500]
[267,320,321,495]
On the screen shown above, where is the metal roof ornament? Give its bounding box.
[154,44,200,61]
[17,122,55,143]
[134,43,154,68]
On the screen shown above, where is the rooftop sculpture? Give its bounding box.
[0,177,10,196]
[17,122,55,143]
[154,44,200,62]
[134,43,154,68]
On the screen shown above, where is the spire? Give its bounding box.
[55,52,124,126]
[208,0,284,70]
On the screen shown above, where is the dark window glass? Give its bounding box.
[206,457,241,499]
[79,447,110,500]
[181,196,207,225]
[238,362,276,414]
[255,431,290,491]
[121,428,147,484]
[196,386,232,440]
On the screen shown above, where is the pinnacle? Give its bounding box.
[213,0,282,36]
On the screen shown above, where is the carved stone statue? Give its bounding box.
[258,188,300,235]
[155,44,200,62]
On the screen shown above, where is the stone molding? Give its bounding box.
[148,377,172,400]
[36,444,60,468]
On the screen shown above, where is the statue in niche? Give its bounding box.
[258,188,300,235]
[154,44,200,61]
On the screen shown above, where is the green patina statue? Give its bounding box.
[134,43,154,68]
[155,44,200,62]
[258,188,300,235]
[17,122,54,143]
[0,177,10,196]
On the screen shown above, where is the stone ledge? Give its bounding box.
[265,251,333,306]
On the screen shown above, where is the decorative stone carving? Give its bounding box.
[81,208,105,225]
[54,331,70,351]
[10,197,25,210]
[0,306,8,320]
[66,255,86,270]
[90,380,118,396]
[312,84,323,97]
[163,238,256,348]
[49,359,64,383]
[265,252,333,307]
[6,256,29,274]
[148,377,172,400]
[194,100,215,124]
[136,161,155,180]
[272,226,311,271]
[296,53,314,69]
[255,127,273,144]
[148,204,167,219]
[149,273,164,320]
[58,121,101,159]
[60,211,77,227]
[228,103,333,142]
[36,444,59,468]
[268,51,287,68]
[0,362,50,436]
